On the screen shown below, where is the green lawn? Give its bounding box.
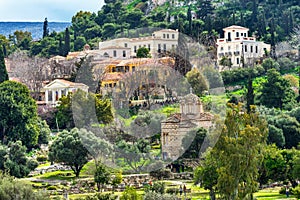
[33,170,77,181]
[254,188,296,200]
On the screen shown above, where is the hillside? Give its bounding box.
[0,0,299,58]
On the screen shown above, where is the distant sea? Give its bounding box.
[0,22,71,40]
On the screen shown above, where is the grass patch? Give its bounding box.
[34,170,76,181]
[81,160,96,177]
[254,187,295,200]
[37,162,51,169]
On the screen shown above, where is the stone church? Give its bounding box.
[161,92,213,160]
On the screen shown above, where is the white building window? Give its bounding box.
[228,46,231,51]
[167,34,169,39]
[124,43,128,48]
[163,44,167,51]
[251,46,253,53]
[134,46,137,53]
[244,45,247,52]
[163,34,166,38]
[237,57,240,64]
[148,44,150,50]
[220,46,224,51]
[172,34,175,39]
[123,50,126,57]
[255,46,258,53]
[236,32,239,37]
[158,44,161,53]
[113,50,117,57]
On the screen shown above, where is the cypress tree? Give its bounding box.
[43,17,49,38]
[246,75,254,112]
[63,28,70,57]
[0,45,8,84]
[58,36,64,56]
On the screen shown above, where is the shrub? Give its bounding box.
[37,155,48,162]
[120,187,140,200]
[144,182,165,194]
[149,169,172,180]
[47,185,57,190]
[292,186,300,198]
[166,187,179,195]
[0,173,50,200]
[143,191,177,200]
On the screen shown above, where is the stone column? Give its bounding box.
[45,90,48,104]
[52,90,55,104]
[58,89,62,100]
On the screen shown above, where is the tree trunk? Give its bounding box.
[209,189,216,200]
[97,183,101,192]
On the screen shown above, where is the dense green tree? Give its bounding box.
[0,81,40,148]
[56,90,113,129]
[194,150,218,200]
[181,128,207,159]
[186,68,208,97]
[196,0,214,20]
[259,69,296,110]
[136,47,151,58]
[202,66,223,89]
[116,138,151,173]
[80,128,114,163]
[72,90,114,128]
[94,162,110,192]
[48,128,89,177]
[259,145,287,185]
[43,17,49,38]
[274,114,300,148]
[55,93,74,129]
[267,124,285,148]
[11,30,32,50]
[74,36,87,51]
[37,119,51,145]
[0,45,8,83]
[0,141,38,178]
[212,103,268,199]
[129,111,165,140]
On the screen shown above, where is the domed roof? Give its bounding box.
[179,90,201,105]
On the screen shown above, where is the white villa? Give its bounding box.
[98,29,179,58]
[42,79,89,106]
[216,25,271,69]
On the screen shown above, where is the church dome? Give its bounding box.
[179,91,203,115]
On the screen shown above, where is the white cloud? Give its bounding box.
[0,0,105,22]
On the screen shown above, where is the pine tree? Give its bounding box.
[63,28,70,56]
[196,0,213,20]
[0,45,8,84]
[42,17,49,38]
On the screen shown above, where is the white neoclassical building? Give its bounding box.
[216,25,271,69]
[98,29,179,59]
[42,79,89,106]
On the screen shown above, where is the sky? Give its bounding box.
[0,0,105,22]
